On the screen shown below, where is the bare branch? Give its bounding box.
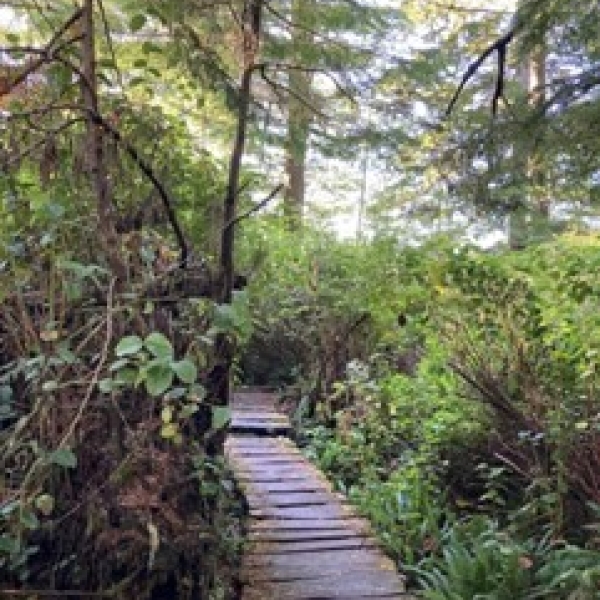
[446,28,516,117]
[223,183,283,231]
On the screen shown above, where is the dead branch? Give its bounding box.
[446,28,516,117]
[223,183,283,231]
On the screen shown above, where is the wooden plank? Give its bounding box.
[248,537,378,554]
[245,491,338,506]
[226,437,296,449]
[231,418,289,425]
[231,413,289,421]
[231,423,292,435]
[250,503,354,520]
[249,518,371,532]
[236,476,320,485]
[243,548,396,570]
[241,562,400,583]
[235,467,319,479]
[241,481,331,493]
[242,574,406,599]
[249,528,368,542]
[235,457,306,464]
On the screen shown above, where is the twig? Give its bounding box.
[223,183,283,231]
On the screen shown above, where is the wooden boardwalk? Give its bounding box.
[226,390,411,600]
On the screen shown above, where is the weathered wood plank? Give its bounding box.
[242,548,397,570]
[248,537,378,554]
[248,518,371,532]
[245,491,337,506]
[240,480,332,493]
[242,574,406,599]
[241,563,401,583]
[249,529,368,542]
[250,503,354,520]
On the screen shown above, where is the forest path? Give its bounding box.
[226,390,412,600]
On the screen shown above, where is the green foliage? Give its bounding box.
[416,518,536,600]
[415,517,600,600]
[277,232,600,597]
[101,332,206,443]
[103,332,199,397]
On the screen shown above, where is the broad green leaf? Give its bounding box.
[115,335,143,357]
[0,501,18,517]
[172,359,197,384]
[145,364,173,397]
[211,406,231,430]
[180,403,199,419]
[142,41,162,54]
[129,13,147,32]
[160,422,178,439]
[49,448,77,469]
[114,367,137,386]
[144,332,173,361]
[0,535,20,554]
[165,387,187,400]
[188,384,207,402]
[35,494,55,517]
[0,385,13,404]
[161,406,173,424]
[19,508,40,530]
[213,304,237,332]
[98,378,114,394]
[109,358,131,372]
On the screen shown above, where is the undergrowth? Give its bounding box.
[242,228,600,599]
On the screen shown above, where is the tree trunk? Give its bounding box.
[213,0,263,407]
[80,0,126,279]
[283,0,313,228]
[509,43,547,249]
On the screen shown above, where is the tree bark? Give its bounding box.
[283,0,313,228]
[80,0,126,279]
[221,1,262,304]
[213,0,263,406]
